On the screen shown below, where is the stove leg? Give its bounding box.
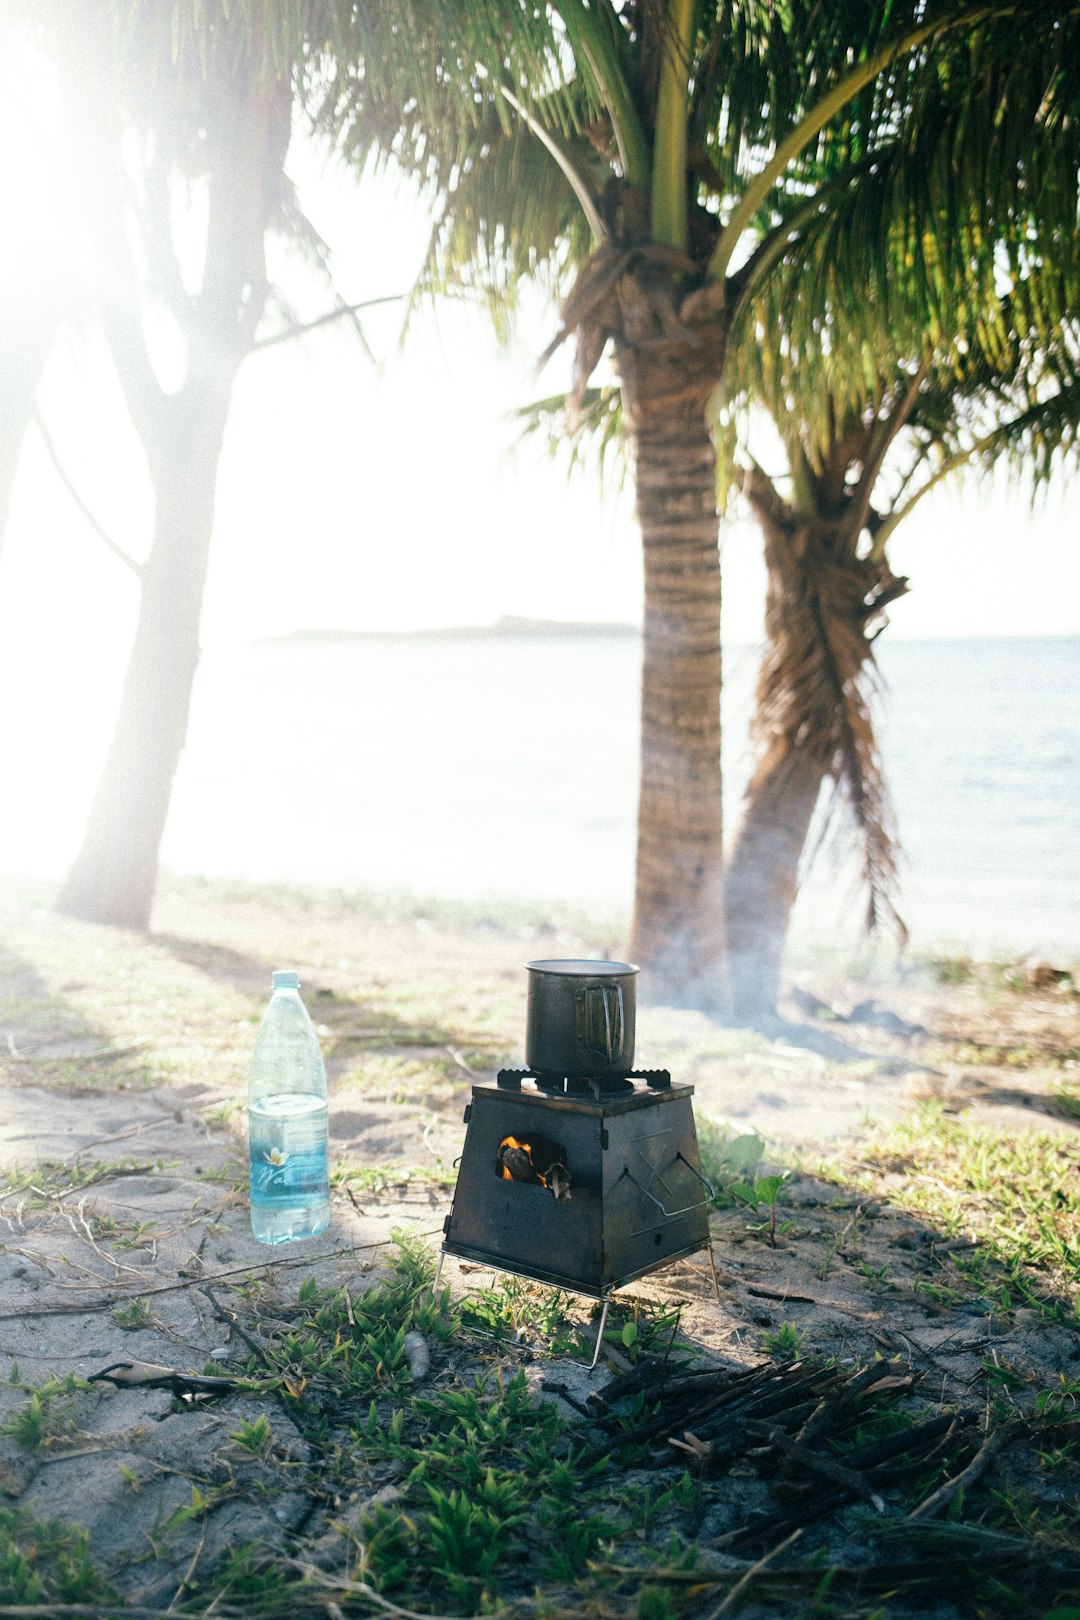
[586,1295,611,1372]
[706,1241,721,1304]
[429,1249,447,1300]
[591,1295,612,1370]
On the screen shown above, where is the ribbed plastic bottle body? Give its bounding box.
[247,977,330,1244]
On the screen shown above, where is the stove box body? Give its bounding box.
[442,1076,712,1296]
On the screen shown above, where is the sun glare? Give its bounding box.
[0,29,76,287]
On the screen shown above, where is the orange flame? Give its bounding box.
[498,1135,569,1199]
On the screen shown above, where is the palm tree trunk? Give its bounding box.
[724,739,828,1020]
[621,338,726,1006]
[724,495,830,1017]
[55,390,230,928]
[724,471,905,1018]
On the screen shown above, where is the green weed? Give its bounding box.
[111,1297,154,1330]
[761,1320,808,1360]
[0,1156,147,1206]
[331,1159,456,1197]
[1052,1080,1080,1120]
[729,1172,793,1247]
[1,1376,85,1452]
[203,1545,309,1617]
[460,1273,686,1366]
[0,1506,117,1606]
[229,1413,274,1458]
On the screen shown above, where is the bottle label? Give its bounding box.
[249,1094,329,1208]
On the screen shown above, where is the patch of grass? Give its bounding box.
[353,1367,616,1606]
[243,1233,456,1411]
[111,1297,154,1330]
[942,1039,1080,1070]
[331,1159,456,1198]
[20,1054,159,1093]
[459,1272,687,1366]
[202,1099,242,1130]
[760,1320,807,1360]
[162,870,627,943]
[918,951,1077,998]
[459,1273,583,1352]
[1,1375,86,1452]
[205,1545,313,1617]
[1052,1078,1080,1119]
[0,1506,118,1607]
[922,952,980,987]
[332,1051,466,1105]
[853,1103,1080,1314]
[184,1239,701,1614]
[0,1156,149,1206]
[0,976,69,1031]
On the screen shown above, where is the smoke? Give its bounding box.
[634,938,946,1149]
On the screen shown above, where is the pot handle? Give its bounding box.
[580,983,624,1063]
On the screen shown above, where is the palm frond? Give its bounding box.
[406,109,597,341]
[514,384,628,491]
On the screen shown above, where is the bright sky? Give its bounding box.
[2,99,1078,669]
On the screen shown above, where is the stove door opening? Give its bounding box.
[496,1133,572,1202]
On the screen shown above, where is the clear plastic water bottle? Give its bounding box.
[248,970,330,1244]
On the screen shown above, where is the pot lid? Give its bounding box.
[525,958,639,976]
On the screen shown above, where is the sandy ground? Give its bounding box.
[1,878,1078,1609]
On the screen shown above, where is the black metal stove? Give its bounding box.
[438,961,717,1361]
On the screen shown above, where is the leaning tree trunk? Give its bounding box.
[724,738,829,1021]
[621,334,728,1007]
[56,389,231,927]
[724,469,906,1019]
[56,35,291,930]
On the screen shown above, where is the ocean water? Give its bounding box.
[158,632,1080,961]
[2,631,1077,960]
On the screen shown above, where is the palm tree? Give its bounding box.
[143,2,1078,998]
[722,331,1080,1017]
[310,0,1080,1004]
[9,0,495,936]
[714,17,1080,1013]
[4,2,398,930]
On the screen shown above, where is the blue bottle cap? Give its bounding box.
[271,970,300,990]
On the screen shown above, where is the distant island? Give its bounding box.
[261,616,641,644]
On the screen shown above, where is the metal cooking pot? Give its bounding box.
[524,959,639,1080]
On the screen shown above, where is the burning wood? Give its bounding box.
[497,1139,538,1183]
[497,1134,572,1201]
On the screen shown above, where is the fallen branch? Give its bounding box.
[747,1420,886,1512]
[746,1284,818,1304]
[906,1421,1024,1521]
[201,1282,274,1358]
[701,1527,804,1618]
[87,1358,257,1400]
[0,1237,397,1322]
